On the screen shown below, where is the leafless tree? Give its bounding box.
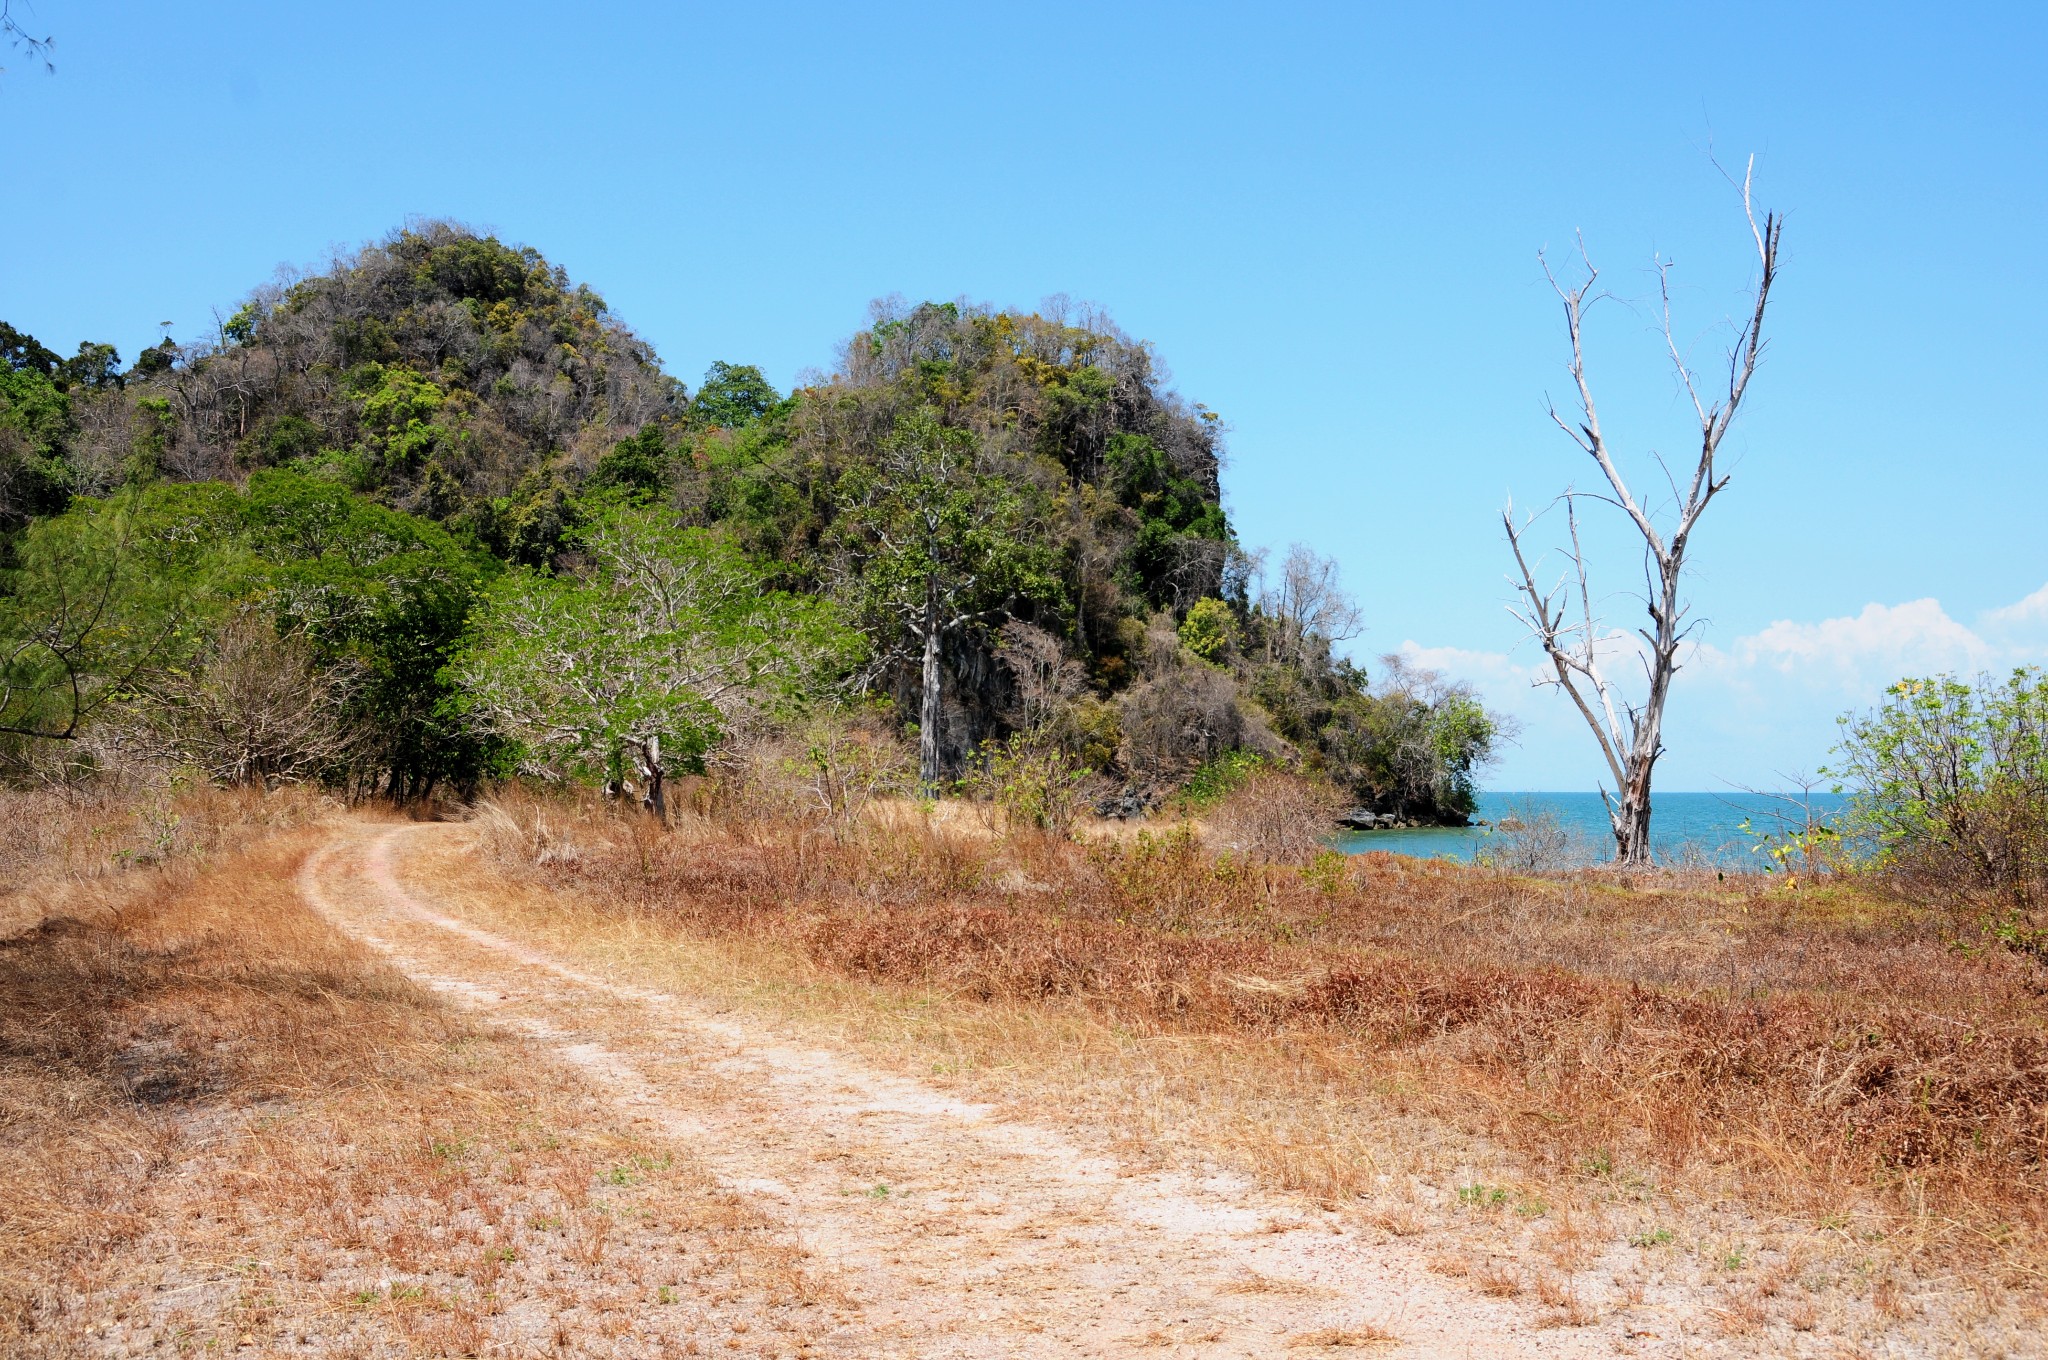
[994,620,1086,736]
[1504,157,1782,866]
[1256,544,1362,668]
[125,608,364,787]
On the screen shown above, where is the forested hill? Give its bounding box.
[0,222,1497,819]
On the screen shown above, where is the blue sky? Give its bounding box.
[7,2,2045,789]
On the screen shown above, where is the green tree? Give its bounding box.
[1318,657,1500,823]
[1827,669,2048,933]
[0,322,92,522]
[829,407,1064,794]
[1,486,243,741]
[587,424,669,502]
[452,503,858,818]
[690,362,780,430]
[243,469,497,800]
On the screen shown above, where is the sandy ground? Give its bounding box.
[291,820,1659,1359]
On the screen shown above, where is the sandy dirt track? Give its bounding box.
[297,821,1636,1358]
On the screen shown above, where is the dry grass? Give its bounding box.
[1286,1322,1399,1347]
[466,786,2048,1342]
[0,781,333,939]
[0,800,830,1357]
[1203,768,1347,864]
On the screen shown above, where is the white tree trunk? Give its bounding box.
[918,580,943,797]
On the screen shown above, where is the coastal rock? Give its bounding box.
[1094,786,1155,821]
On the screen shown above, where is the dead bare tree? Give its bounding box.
[1256,544,1363,669]
[1504,157,1782,866]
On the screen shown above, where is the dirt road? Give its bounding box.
[298,821,1627,1358]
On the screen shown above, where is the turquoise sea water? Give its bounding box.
[1334,790,1847,868]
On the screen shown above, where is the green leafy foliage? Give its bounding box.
[1,487,245,741]
[830,408,1067,648]
[588,425,669,503]
[1828,669,2048,944]
[689,362,781,430]
[242,470,498,799]
[451,502,861,799]
[1178,596,1236,664]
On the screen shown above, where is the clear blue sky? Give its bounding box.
[8,2,2045,789]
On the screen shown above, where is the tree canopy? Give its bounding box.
[0,225,1501,816]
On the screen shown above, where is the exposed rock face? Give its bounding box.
[1336,807,1474,831]
[1093,785,1157,821]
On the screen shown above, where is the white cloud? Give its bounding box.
[1697,598,1992,692]
[1982,581,2048,639]
[1396,582,2048,790]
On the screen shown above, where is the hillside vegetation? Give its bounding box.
[2,222,1496,819]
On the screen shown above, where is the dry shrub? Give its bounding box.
[1477,798,1596,873]
[1206,768,1346,864]
[1287,1322,1398,1347]
[1118,663,1281,784]
[482,790,2048,1292]
[116,607,363,787]
[707,710,912,829]
[1473,1262,1523,1297]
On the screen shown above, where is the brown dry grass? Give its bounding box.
[0,781,333,939]
[472,787,2048,1330]
[0,797,830,1357]
[1286,1321,1399,1347]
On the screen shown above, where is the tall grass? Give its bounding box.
[0,782,333,936]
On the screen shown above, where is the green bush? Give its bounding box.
[1828,668,2048,949]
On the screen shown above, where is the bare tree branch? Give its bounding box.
[1,0,53,74]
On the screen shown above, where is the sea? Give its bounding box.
[1333,790,1849,868]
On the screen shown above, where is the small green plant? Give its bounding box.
[1629,1227,1674,1248]
[1300,848,1350,896]
[527,1214,561,1232]
[1514,1197,1549,1218]
[868,1182,891,1200]
[1456,1184,1510,1208]
[657,1285,677,1305]
[1175,749,1264,811]
[1721,1245,1749,1271]
[969,734,1091,837]
[1579,1150,1614,1178]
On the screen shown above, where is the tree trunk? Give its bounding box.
[918,582,943,798]
[1609,782,1653,866]
[633,734,667,824]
